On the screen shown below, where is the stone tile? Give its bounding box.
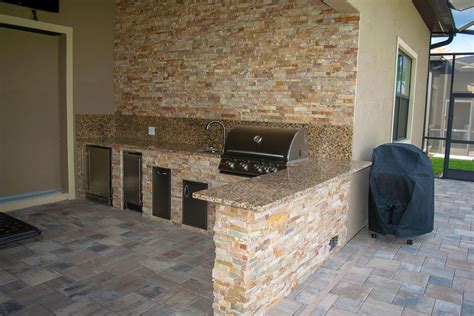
[393,270,430,286]
[371,267,396,278]
[421,265,455,280]
[0,271,16,286]
[0,280,28,295]
[399,262,422,272]
[326,306,358,315]
[400,282,425,295]
[333,296,365,313]
[35,290,73,312]
[108,292,155,314]
[141,304,177,316]
[103,273,150,295]
[54,297,113,315]
[393,290,435,314]
[9,284,56,306]
[190,296,213,315]
[461,302,474,316]
[10,303,54,316]
[375,249,398,260]
[153,287,201,312]
[453,276,474,293]
[428,275,453,288]
[367,257,400,271]
[294,287,320,304]
[446,258,473,272]
[316,293,338,311]
[330,281,371,301]
[0,300,24,315]
[401,307,431,316]
[15,268,60,287]
[434,299,461,315]
[425,284,463,305]
[359,297,403,316]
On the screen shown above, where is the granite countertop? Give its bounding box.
[194,159,371,211]
[77,137,220,157]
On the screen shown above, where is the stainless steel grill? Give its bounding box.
[219,126,309,176]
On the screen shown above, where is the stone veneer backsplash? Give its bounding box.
[114,0,359,126]
[76,114,352,160]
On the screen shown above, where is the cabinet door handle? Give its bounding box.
[138,157,143,205]
[184,185,190,198]
[86,147,90,191]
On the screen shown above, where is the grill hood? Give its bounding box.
[220,126,309,176]
[223,126,308,161]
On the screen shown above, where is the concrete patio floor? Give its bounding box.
[0,178,472,315]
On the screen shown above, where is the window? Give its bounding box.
[393,50,412,141]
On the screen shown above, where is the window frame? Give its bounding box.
[391,37,418,143]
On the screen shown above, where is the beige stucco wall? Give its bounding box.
[0,0,115,114]
[0,0,114,198]
[0,28,65,197]
[344,0,430,238]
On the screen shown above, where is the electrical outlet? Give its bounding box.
[148,126,156,136]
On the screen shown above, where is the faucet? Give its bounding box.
[205,120,226,152]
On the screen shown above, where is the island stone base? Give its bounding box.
[212,177,350,315]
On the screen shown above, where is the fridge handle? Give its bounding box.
[138,156,143,205]
[184,184,190,198]
[85,147,90,191]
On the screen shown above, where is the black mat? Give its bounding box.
[0,212,41,245]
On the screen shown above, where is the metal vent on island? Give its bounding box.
[329,235,339,251]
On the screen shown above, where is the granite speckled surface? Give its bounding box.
[76,114,353,160]
[77,137,220,158]
[194,159,371,212]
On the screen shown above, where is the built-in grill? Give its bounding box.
[219,126,309,176]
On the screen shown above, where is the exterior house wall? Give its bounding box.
[346,0,430,238]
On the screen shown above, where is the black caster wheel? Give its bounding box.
[371,233,377,238]
[407,239,413,245]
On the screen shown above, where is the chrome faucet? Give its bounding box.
[205,120,226,152]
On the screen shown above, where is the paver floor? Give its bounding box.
[0,200,214,315]
[269,179,474,316]
[0,179,472,315]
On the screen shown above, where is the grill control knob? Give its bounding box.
[226,160,235,169]
[271,166,278,173]
[239,162,249,171]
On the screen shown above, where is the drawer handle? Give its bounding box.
[184,185,190,198]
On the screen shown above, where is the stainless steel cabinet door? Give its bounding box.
[86,146,111,199]
[123,152,142,207]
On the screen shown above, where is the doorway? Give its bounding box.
[0,14,75,211]
[424,53,474,181]
[444,93,474,181]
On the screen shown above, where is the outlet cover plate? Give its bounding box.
[148,126,156,136]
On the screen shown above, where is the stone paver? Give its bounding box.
[1,179,472,315]
[0,200,214,315]
[269,179,474,316]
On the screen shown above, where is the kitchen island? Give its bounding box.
[77,138,370,315]
[195,159,371,315]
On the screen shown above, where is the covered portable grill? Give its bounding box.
[368,143,434,243]
[219,126,308,176]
